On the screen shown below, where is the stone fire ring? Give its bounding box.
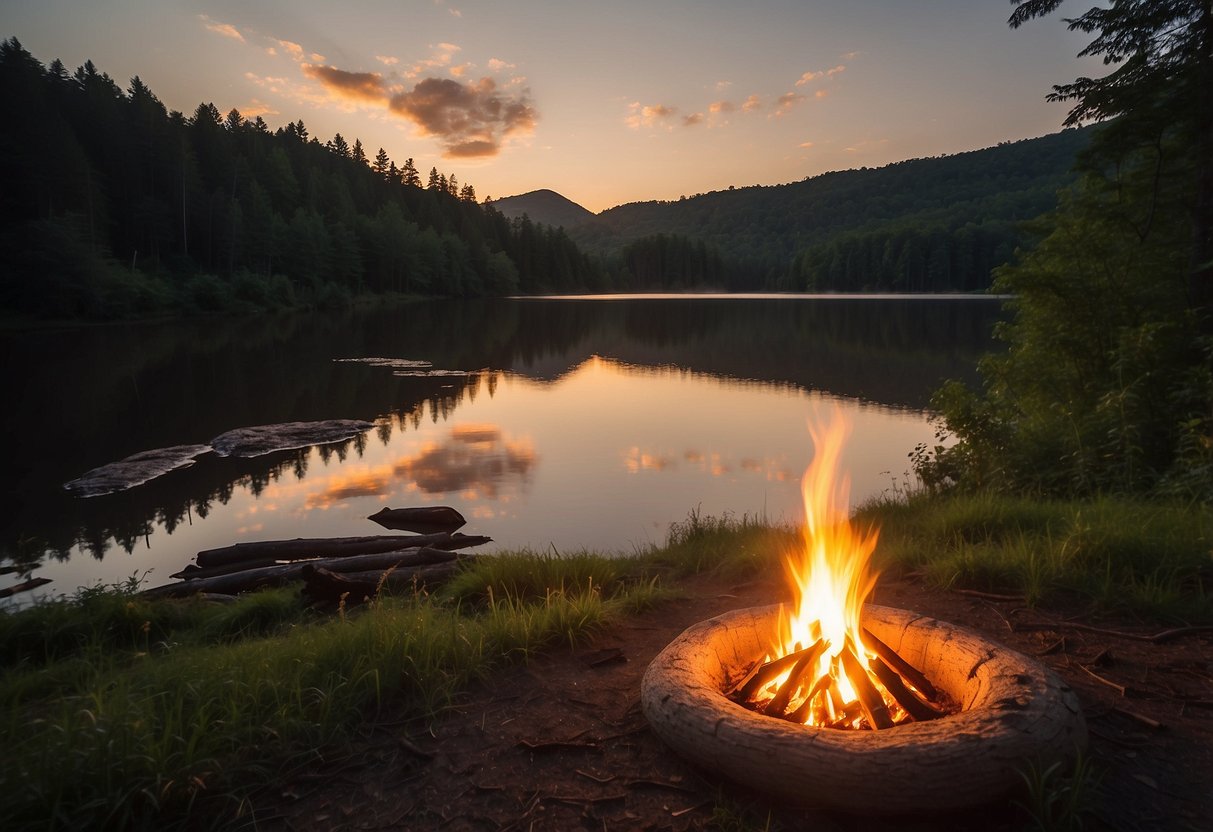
[641,603,1086,814]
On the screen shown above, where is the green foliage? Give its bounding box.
[575,129,1091,292]
[918,134,1213,497]
[0,38,602,322]
[1014,753,1101,832]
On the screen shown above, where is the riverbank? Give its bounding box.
[2,498,1209,830]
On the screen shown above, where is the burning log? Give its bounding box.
[764,639,827,718]
[730,642,822,702]
[367,506,466,534]
[868,656,944,722]
[862,626,939,702]
[840,640,894,729]
[193,532,490,570]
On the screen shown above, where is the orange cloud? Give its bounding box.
[742,94,763,112]
[302,64,390,104]
[200,16,245,43]
[626,102,678,129]
[390,77,537,158]
[683,112,705,127]
[773,91,806,116]
[275,39,305,60]
[795,70,824,86]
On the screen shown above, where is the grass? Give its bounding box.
[2,496,1208,829]
[861,491,1213,620]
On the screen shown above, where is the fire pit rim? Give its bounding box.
[641,602,1087,813]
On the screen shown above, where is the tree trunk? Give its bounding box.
[194,532,490,569]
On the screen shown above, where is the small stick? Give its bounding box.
[1037,636,1067,656]
[1011,622,1213,644]
[1112,706,1163,730]
[734,642,824,702]
[869,657,944,722]
[841,640,894,730]
[765,639,827,717]
[954,589,1025,602]
[1076,663,1126,696]
[862,627,939,701]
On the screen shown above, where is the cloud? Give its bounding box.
[375,55,399,66]
[741,94,763,112]
[815,89,829,99]
[795,70,824,86]
[450,63,473,77]
[714,80,733,92]
[773,91,805,116]
[799,140,815,148]
[199,16,246,43]
[827,64,846,77]
[709,100,735,114]
[275,39,305,60]
[683,112,705,127]
[487,58,516,73]
[240,99,279,118]
[625,102,678,129]
[390,76,537,158]
[302,64,389,105]
[408,42,462,78]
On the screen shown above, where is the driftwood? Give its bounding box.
[641,603,1087,814]
[301,562,459,607]
[142,547,462,599]
[368,506,466,534]
[195,532,490,569]
[0,577,52,599]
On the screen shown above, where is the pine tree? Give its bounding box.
[351,138,367,166]
[372,147,390,180]
[427,167,442,190]
[401,157,421,187]
[328,133,350,157]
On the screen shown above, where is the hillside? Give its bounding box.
[488,189,596,229]
[569,127,1094,292]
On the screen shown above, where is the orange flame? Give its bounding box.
[772,411,882,724]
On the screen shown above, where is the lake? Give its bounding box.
[1,294,1003,603]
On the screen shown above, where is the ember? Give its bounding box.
[729,413,952,729]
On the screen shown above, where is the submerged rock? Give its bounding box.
[209,419,375,458]
[63,444,212,497]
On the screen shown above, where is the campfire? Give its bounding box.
[641,413,1086,813]
[726,416,952,729]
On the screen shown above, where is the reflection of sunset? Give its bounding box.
[625,445,796,482]
[302,423,537,509]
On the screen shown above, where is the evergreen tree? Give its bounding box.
[327,133,350,157]
[401,157,421,188]
[372,147,390,180]
[351,138,367,166]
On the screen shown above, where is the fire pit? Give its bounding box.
[641,602,1086,813]
[641,412,1086,813]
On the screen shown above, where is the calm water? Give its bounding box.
[1,295,1002,603]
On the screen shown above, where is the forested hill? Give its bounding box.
[488,190,596,229]
[573,127,1093,292]
[0,39,600,320]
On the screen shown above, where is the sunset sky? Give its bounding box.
[5,1,1097,212]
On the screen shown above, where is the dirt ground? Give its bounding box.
[252,572,1213,831]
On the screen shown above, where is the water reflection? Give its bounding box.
[0,296,1002,600]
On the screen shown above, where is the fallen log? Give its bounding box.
[301,562,459,607]
[0,577,52,599]
[368,506,466,534]
[142,546,465,599]
[195,532,490,569]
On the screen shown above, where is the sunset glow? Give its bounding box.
[6,1,1097,211]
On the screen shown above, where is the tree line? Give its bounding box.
[0,38,600,319]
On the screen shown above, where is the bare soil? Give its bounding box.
[252,572,1213,831]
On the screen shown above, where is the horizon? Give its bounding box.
[4,1,1099,213]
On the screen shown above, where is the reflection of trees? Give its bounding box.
[2,299,1000,574]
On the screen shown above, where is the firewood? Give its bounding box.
[367,506,466,533]
[783,672,832,723]
[765,639,827,717]
[733,643,823,702]
[841,640,894,729]
[869,657,944,722]
[862,626,939,701]
[194,532,490,569]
